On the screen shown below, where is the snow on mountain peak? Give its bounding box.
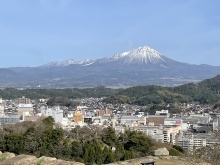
[41,59,93,67]
[105,46,165,64]
[41,46,165,67]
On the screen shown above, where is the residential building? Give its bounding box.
[0,105,4,115]
[213,117,218,131]
[73,111,84,123]
[96,108,112,117]
[0,115,20,124]
[155,110,170,117]
[146,116,166,125]
[120,115,146,125]
[163,126,181,144]
[41,106,64,125]
[15,96,31,104]
[178,136,206,150]
[164,118,182,126]
[17,104,33,116]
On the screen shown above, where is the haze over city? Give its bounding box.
[0,0,220,67]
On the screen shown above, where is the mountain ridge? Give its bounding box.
[1,46,220,88]
[40,46,167,67]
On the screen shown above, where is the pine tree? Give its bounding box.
[102,146,109,163]
[114,142,125,161]
[105,149,115,164]
[101,126,118,146]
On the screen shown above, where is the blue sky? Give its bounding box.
[0,0,220,67]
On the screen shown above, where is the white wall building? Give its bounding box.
[133,125,164,142]
[213,117,218,131]
[120,116,146,125]
[41,106,66,125]
[0,105,4,115]
[155,110,170,117]
[164,118,182,126]
[17,104,33,116]
[178,136,206,151]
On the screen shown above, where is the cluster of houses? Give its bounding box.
[0,96,220,151]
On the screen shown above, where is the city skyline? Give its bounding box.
[0,0,220,67]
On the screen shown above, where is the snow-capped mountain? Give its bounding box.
[4,46,220,88]
[41,59,94,67]
[96,46,165,64]
[41,46,166,67]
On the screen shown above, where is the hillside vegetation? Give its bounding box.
[104,75,220,105]
[0,86,120,100]
[0,75,220,106]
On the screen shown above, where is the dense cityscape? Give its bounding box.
[1,95,220,152]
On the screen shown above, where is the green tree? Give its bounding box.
[71,141,83,158]
[42,116,55,128]
[124,130,152,157]
[5,133,24,154]
[83,145,96,165]
[114,142,125,161]
[101,126,118,147]
[24,127,39,154]
[105,149,115,164]
[102,147,109,163]
[124,150,135,160]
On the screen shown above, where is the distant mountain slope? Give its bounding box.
[4,46,220,88]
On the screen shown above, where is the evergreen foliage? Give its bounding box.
[0,117,181,163]
[169,148,183,156]
[0,86,120,100]
[46,97,80,108]
[103,75,220,105]
[0,76,220,106]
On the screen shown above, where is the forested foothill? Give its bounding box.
[1,76,220,107]
[1,76,220,117]
[103,75,220,106]
[0,86,121,100]
[0,117,183,165]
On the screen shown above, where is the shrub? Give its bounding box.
[169,148,183,156]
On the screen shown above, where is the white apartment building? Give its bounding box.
[163,126,182,144]
[41,106,67,125]
[132,125,164,142]
[178,136,206,150]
